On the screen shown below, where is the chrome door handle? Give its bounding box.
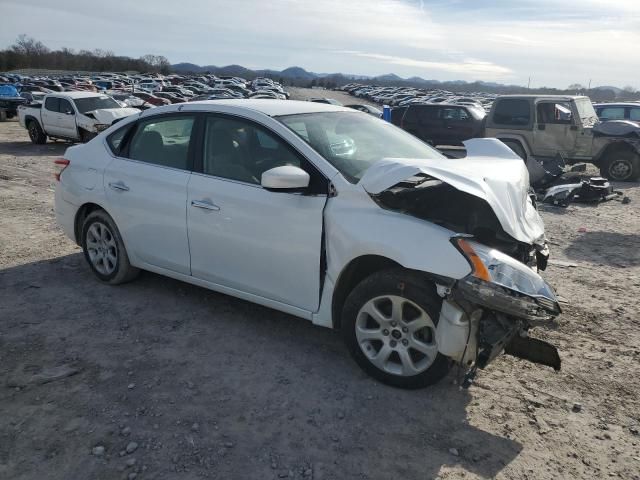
[191,200,220,211]
[108,181,129,192]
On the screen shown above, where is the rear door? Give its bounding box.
[104,113,196,274]
[187,114,327,311]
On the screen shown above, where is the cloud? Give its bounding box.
[0,0,638,88]
[340,51,513,77]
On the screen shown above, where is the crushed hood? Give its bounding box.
[85,107,139,124]
[359,138,545,245]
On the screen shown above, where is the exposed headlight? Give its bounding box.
[453,237,561,321]
[95,123,110,131]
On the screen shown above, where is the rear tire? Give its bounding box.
[600,151,640,182]
[81,210,140,285]
[341,269,450,389]
[27,120,47,144]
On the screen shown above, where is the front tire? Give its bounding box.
[81,210,140,284]
[341,269,450,389]
[600,151,640,181]
[27,120,47,144]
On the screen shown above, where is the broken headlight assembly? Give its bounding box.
[452,237,561,322]
[94,123,110,132]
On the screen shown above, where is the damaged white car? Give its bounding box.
[54,100,561,389]
[18,92,139,144]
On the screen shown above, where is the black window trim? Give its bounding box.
[192,112,329,196]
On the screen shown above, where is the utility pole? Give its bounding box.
[527,76,531,89]
[588,79,592,90]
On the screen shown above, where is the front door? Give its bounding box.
[104,113,196,274]
[57,98,79,139]
[187,114,327,311]
[532,101,578,157]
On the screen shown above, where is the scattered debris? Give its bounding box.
[92,445,105,456]
[572,402,583,413]
[125,442,138,454]
[448,448,460,456]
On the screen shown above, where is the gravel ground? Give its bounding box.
[1,107,639,480]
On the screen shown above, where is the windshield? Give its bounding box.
[73,95,121,113]
[574,98,598,126]
[277,111,444,183]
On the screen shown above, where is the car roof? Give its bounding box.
[141,99,351,118]
[49,91,110,99]
[495,94,587,102]
[593,103,640,107]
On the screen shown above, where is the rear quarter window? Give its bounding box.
[492,99,531,126]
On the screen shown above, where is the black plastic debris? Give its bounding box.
[541,177,621,207]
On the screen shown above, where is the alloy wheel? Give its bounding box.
[86,222,118,275]
[609,159,632,180]
[355,295,438,376]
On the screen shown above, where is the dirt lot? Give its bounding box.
[1,104,639,480]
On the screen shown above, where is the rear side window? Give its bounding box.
[107,123,134,155]
[630,109,640,121]
[493,99,531,126]
[127,115,195,170]
[44,97,60,112]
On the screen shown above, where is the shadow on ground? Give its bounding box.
[564,231,640,267]
[0,254,522,480]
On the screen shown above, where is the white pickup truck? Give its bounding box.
[18,91,139,144]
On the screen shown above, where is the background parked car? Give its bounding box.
[594,103,640,122]
[398,103,487,146]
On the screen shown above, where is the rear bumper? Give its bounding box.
[54,186,78,243]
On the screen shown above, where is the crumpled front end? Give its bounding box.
[359,138,561,382]
[434,237,561,386]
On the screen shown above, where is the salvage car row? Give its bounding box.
[1,72,289,143]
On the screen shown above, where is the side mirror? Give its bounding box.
[261,166,310,190]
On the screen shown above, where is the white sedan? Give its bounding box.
[54,99,561,389]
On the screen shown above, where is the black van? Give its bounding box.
[395,104,486,146]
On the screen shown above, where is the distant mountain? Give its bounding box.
[593,85,623,94]
[373,73,403,82]
[170,63,320,80]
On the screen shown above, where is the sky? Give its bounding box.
[2,0,639,88]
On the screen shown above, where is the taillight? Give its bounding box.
[54,158,70,181]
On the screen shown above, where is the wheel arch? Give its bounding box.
[73,202,110,245]
[331,255,402,330]
[24,115,41,129]
[594,141,639,165]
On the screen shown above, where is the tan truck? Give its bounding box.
[484,95,640,181]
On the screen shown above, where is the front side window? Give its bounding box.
[277,111,444,183]
[493,99,531,126]
[58,99,74,115]
[127,115,195,170]
[536,102,572,124]
[598,107,625,121]
[202,116,302,185]
[44,97,60,112]
[440,108,469,121]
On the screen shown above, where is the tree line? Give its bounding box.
[0,35,171,74]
